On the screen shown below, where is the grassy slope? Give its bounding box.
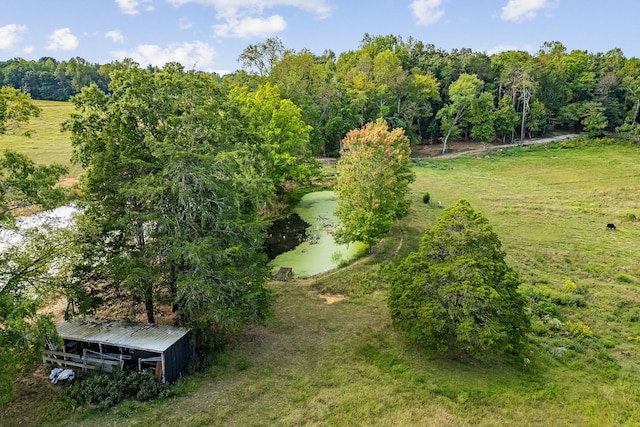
[2,103,639,425]
[52,139,640,426]
[0,100,78,176]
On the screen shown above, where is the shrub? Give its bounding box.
[422,192,430,204]
[562,279,577,293]
[63,369,170,410]
[565,320,593,338]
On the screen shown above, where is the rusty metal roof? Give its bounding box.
[56,317,190,353]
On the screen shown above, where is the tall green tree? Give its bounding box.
[403,70,441,142]
[334,119,415,252]
[268,49,335,155]
[494,94,519,143]
[437,73,484,153]
[387,199,529,360]
[237,37,286,77]
[62,63,272,346]
[619,58,640,132]
[229,83,317,193]
[581,101,608,137]
[469,92,495,145]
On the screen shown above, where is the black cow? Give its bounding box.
[606,223,616,230]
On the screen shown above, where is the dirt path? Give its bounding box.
[412,134,579,160]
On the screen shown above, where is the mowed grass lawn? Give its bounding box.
[42,138,640,427]
[0,100,78,176]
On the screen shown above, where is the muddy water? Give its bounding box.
[264,213,309,260]
[269,191,367,278]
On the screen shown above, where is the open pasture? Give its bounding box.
[31,138,638,426]
[0,100,77,176]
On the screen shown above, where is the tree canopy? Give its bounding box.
[334,118,415,251]
[0,87,41,134]
[61,63,273,347]
[4,36,640,147]
[387,199,530,359]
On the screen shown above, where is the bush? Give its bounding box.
[63,368,170,410]
[422,192,430,204]
[565,320,593,338]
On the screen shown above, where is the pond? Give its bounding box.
[0,205,80,252]
[268,191,367,278]
[2,193,363,280]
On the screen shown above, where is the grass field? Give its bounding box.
[3,135,640,426]
[0,100,78,176]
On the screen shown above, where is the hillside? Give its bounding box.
[0,100,77,177]
[4,137,640,426]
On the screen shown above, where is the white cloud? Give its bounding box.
[179,17,193,29]
[115,0,140,14]
[410,0,444,26]
[485,44,534,55]
[46,28,79,51]
[166,0,331,18]
[115,0,154,15]
[501,0,552,22]
[213,14,286,38]
[105,30,125,43]
[167,0,330,38]
[0,24,27,50]
[111,40,216,68]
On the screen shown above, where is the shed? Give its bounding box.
[44,317,194,383]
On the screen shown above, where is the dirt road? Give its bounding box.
[413,134,579,160]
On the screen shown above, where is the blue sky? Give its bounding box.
[1,0,638,74]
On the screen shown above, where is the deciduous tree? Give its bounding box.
[0,150,68,404]
[229,83,317,193]
[437,73,483,153]
[0,87,40,134]
[334,119,415,252]
[62,63,272,347]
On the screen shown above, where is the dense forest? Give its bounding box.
[2,35,640,156]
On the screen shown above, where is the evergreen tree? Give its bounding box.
[62,63,273,347]
[387,199,529,359]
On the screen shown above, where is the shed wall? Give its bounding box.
[163,333,195,383]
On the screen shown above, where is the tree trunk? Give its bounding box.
[519,88,531,146]
[442,107,464,154]
[144,283,155,324]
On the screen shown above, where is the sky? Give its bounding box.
[1,0,638,75]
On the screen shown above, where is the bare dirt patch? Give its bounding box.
[319,293,345,304]
[57,177,78,187]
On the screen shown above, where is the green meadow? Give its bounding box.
[0,100,78,177]
[3,114,640,425]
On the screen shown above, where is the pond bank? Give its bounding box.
[269,191,367,278]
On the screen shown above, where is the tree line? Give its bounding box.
[3,35,640,152]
